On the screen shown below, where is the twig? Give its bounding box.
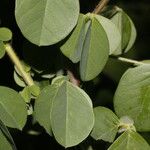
[112,56,146,66]
[5,43,34,86]
[93,0,110,14]
[67,70,80,87]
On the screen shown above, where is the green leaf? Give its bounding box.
[35,80,94,147]
[0,27,12,41]
[0,41,5,59]
[0,120,17,150]
[108,130,150,150]
[0,130,12,150]
[14,61,31,76]
[80,14,109,81]
[14,71,26,87]
[111,9,130,51]
[60,14,86,63]
[124,15,137,53]
[95,15,121,55]
[51,75,69,85]
[34,84,58,136]
[20,84,40,103]
[114,64,150,131]
[51,81,94,147]
[111,8,136,55]
[15,0,79,46]
[0,86,27,130]
[29,84,40,97]
[14,61,31,88]
[35,80,50,90]
[91,107,119,143]
[20,87,31,103]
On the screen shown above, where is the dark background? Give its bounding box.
[0,0,150,149]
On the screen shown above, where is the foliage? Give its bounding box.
[0,0,150,149]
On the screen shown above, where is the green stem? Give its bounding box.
[93,0,109,14]
[112,56,146,66]
[5,43,34,86]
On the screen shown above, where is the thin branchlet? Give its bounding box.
[5,43,34,86]
[93,0,110,14]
